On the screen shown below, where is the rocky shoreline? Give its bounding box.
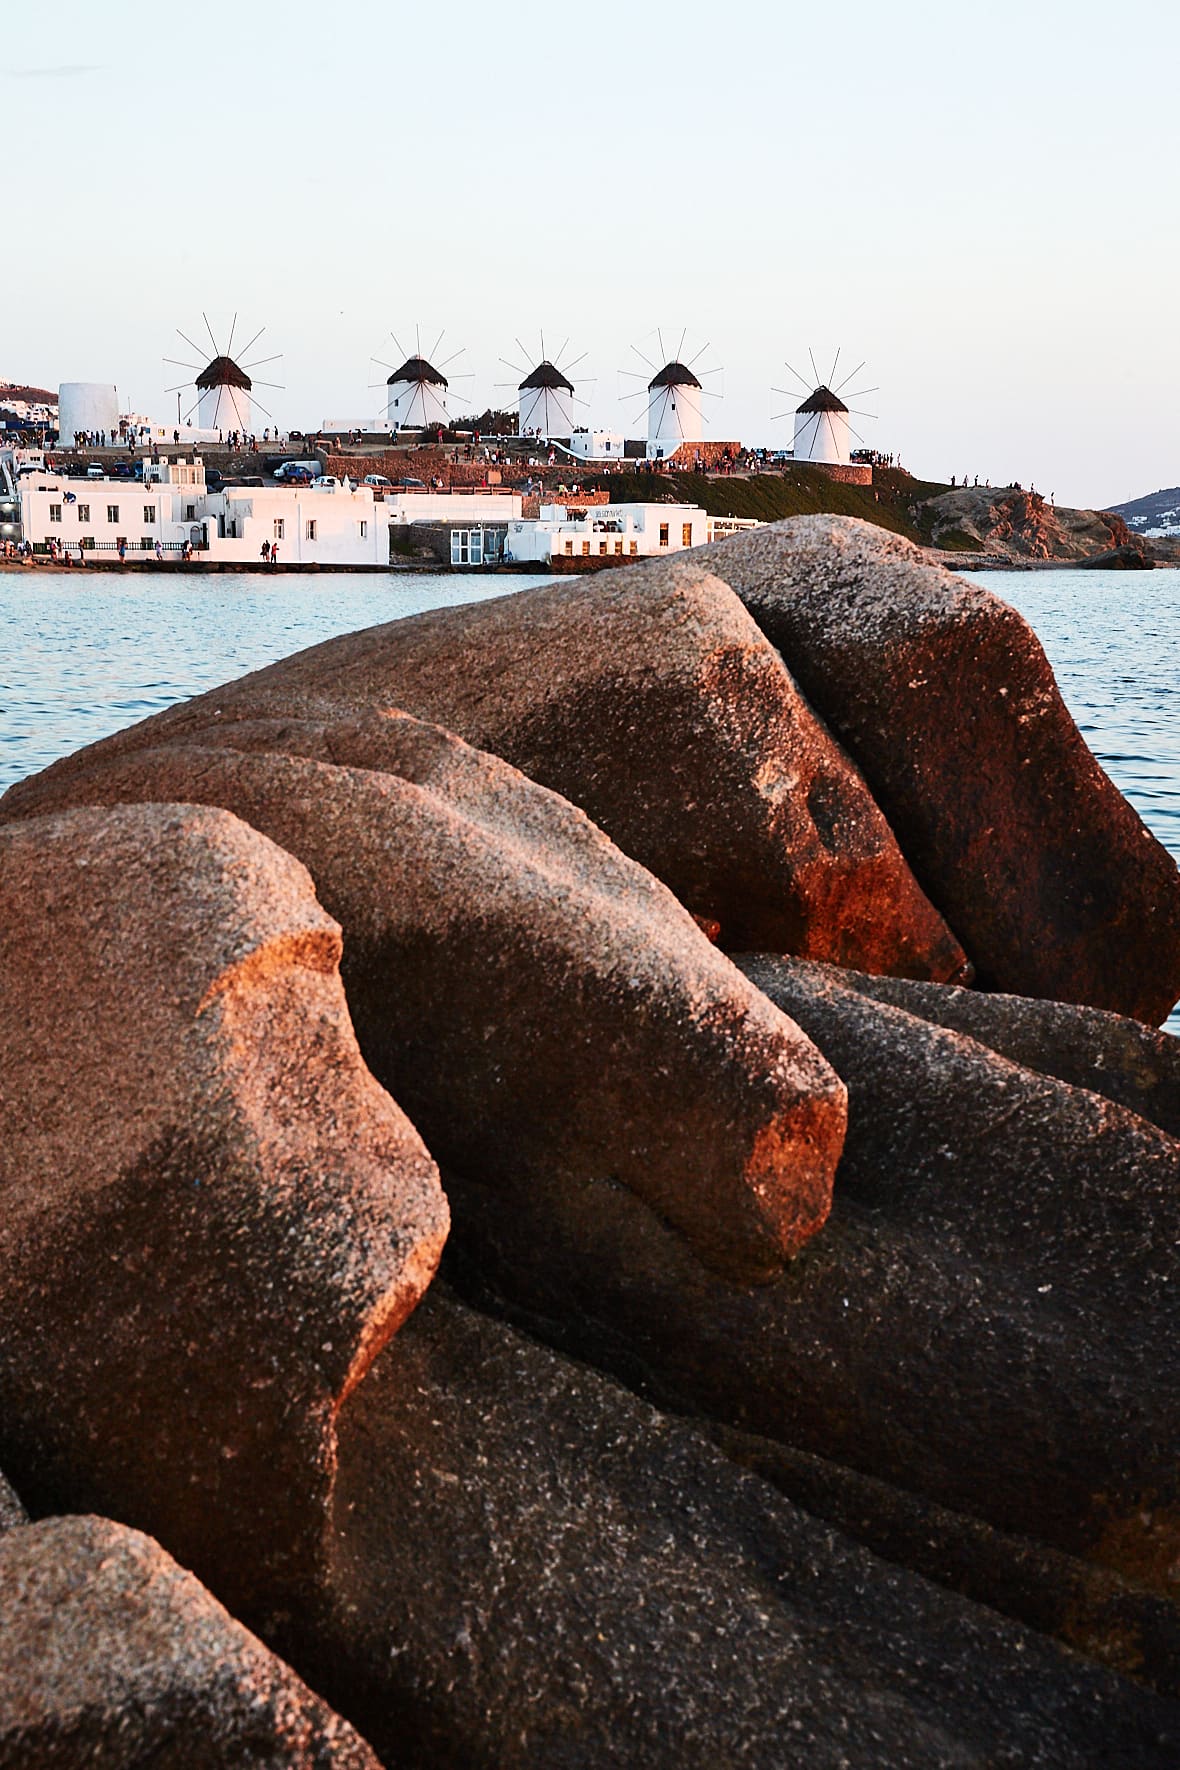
[2,514,1179,1766]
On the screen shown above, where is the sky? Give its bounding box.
[4,0,1177,507]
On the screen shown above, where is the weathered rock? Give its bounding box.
[0,1475,25,1536]
[694,515,1180,1022]
[0,713,846,1281]
[801,961,1180,1138]
[0,563,967,981]
[0,1516,380,1768]
[1078,543,1155,569]
[711,1421,1180,1699]
[440,954,1180,1601]
[0,803,448,1627]
[290,1286,1180,1769]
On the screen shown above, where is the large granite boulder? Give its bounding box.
[712,1421,1180,1698]
[694,516,1180,1022]
[0,1516,380,1767]
[0,803,448,1628]
[440,955,1180,1602]
[0,713,847,1281]
[290,1286,1180,1769]
[801,962,1180,1138]
[0,563,967,982]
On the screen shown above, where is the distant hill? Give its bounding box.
[0,382,56,405]
[1105,486,1180,537]
[586,466,1136,563]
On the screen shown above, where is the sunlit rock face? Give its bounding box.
[0,801,448,1626]
[695,515,1180,1024]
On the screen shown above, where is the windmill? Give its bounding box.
[498,333,591,440]
[163,315,284,436]
[773,349,878,465]
[370,325,472,432]
[620,328,722,459]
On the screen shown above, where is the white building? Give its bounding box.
[646,361,704,459]
[385,489,523,526]
[58,382,119,446]
[793,386,851,465]
[518,361,576,439]
[17,458,391,567]
[195,355,252,435]
[567,428,626,462]
[386,356,451,431]
[503,501,712,566]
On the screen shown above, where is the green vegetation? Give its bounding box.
[583,466,974,549]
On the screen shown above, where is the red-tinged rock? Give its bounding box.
[0,1516,381,1768]
[694,515,1180,1022]
[0,714,846,1282]
[0,804,448,1628]
[0,563,968,982]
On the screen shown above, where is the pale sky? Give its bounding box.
[5,0,1176,507]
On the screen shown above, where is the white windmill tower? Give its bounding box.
[774,351,877,466]
[373,327,470,432]
[499,334,589,440]
[621,330,721,460]
[164,315,283,437]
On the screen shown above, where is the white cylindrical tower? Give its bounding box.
[518,362,575,438]
[195,355,252,434]
[386,356,450,430]
[58,382,119,445]
[793,387,851,465]
[647,362,703,452]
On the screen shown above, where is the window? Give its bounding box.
[143,505,156,524]
[140,537,153,552]
[614,540,623,555]
[659,523,669,547]
[305,519,317,541]
[273,519,285,541]
[107,505,119,523]
[581,540,591,556]
[81,536,94,550]
[48,503,62,523]
[450,528,483,566]
[563,540,573,556]
[629,541,638,555]
[681,523,693,547]
[599,541,607,556]
[358,520,368,539]
[76,503,89,522]
[185,505,196,521]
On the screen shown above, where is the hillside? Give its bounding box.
[1106,486,1180,537]
[584,466,1136,563]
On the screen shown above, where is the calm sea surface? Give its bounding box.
[2,563,1179,1018]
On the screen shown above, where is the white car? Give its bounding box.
[363,474,393,488]
[311,475,339,489]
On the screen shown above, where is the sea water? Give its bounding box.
[2,563,1178,1020]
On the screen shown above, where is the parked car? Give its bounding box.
[398,476,427,489]
[363,474,393,488]
[311,475,340,489]
[274,461,314,481]
[85,464,104,478]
